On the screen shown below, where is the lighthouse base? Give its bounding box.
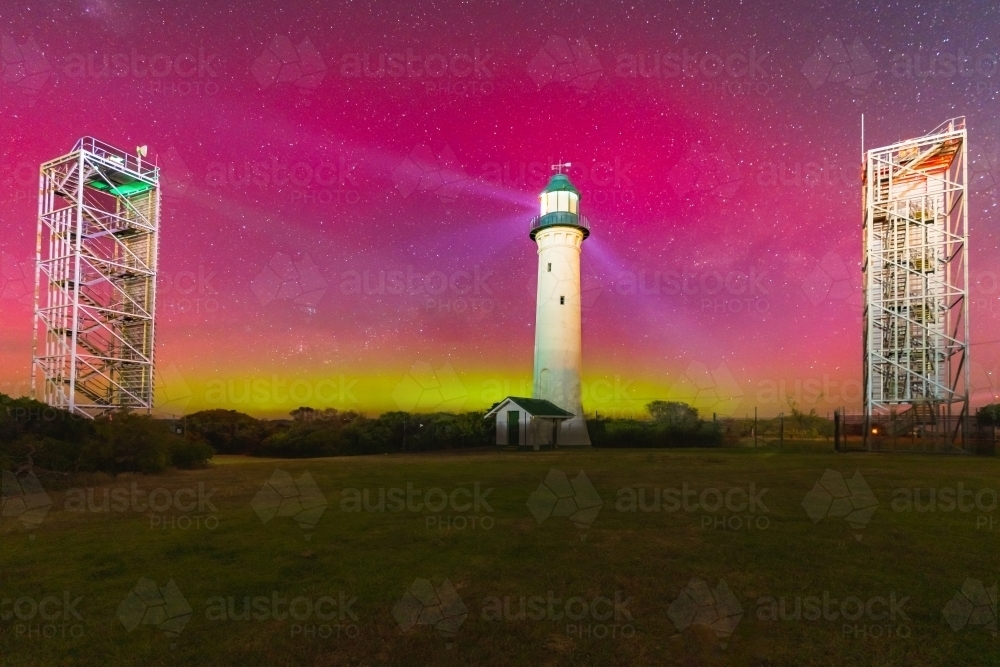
[557,413,592,447]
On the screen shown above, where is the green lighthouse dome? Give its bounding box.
[542,172,581,196]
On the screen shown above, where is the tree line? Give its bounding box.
[9,393,887,477]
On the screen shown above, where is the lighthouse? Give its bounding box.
[485,166,592,449]
[530,167,591,446]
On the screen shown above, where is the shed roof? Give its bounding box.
[485,396,575,419]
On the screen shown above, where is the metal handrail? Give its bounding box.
[924,116,965,137]
[73,136,159,179]
[530,212,590,233]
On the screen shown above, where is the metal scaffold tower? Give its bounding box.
[862,117,970,451]
[32,137,160,418]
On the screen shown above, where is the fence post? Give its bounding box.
[779,413,784,448]
[754,407,758,449]
[834,410,840,452]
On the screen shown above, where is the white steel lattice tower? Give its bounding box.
[32,138,160,418]
[530,171,591,446]
[862,118,969,450]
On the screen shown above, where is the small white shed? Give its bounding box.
[485,397,574,450]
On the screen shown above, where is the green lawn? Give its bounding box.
[2,443,998,666]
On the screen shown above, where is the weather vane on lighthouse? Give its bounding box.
[551,161,571,174]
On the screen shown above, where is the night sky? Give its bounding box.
[1,1,998,418]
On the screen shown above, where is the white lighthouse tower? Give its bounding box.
[530,167,591,446]
[485,166,592,449]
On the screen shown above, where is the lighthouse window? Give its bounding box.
[542,192,558,215]
[547,263,551,272]
[560,296,565,305]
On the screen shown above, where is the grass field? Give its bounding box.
[2,442,998,666]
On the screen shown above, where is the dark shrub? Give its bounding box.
[590,401,722,448]
[84,413,181,474]
[183,409,269,454]
[169,437,215,469]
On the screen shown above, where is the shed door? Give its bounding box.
[507,411,520,446]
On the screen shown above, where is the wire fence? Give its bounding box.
[831,411,996,455]
[691,410,997,455]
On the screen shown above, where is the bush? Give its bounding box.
[169,437,215,469]
[977,404,1000,427]
[0,394,94,444]
[0,395,214,474]
[590,418,722,448]
[590,401,722,448]
[84,413,180,473]
[253,409,494,458]
[183,409,273,454]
